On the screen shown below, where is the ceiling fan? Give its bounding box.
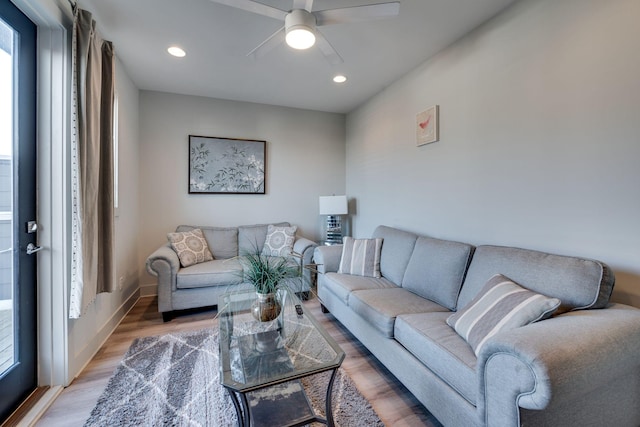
[209,0,401,65]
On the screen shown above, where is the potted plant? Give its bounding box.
[240,252,301,322]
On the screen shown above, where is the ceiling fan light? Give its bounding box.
[286,27,315,50]
[285,9,316,50]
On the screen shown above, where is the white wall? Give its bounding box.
[67,57,140,379]
[346,0,640,306]
[138,91,345,289]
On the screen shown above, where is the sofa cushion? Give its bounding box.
[167,228,214,267]
[448,274,561,355]
[322,272,398,305]
[338,237,383,278]
[457,245,614,311]
[395,312,478,405]
[372,226,418,286]
[176,225,238,260]
[402,236,474,310]
[261,224,297,256]
[176,259,243,289]
[238,222,290,255]
[349,288,450,337]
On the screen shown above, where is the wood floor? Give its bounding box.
[36,295,441,427]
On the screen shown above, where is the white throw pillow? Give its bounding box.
[261,225,297,256]
[447,274,561,356]
[338,237,383,278]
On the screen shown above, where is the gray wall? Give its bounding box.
[346,0,640,306]
[138,91,346,291]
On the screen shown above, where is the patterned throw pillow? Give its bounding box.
[447,274,561,356]
[167,228,214,267]
[338,237,383,278]
[261,225,297,256]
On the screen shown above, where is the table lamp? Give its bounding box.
[319,195,348,245]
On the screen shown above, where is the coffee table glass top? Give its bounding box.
[218,289,345,393]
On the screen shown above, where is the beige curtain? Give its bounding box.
[69,7,115,319]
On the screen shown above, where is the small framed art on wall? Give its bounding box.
[416,105,439,146]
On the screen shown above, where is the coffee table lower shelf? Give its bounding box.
[225,367,339,427]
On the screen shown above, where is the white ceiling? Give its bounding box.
[80,0,517,113]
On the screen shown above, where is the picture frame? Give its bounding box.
[416,105,439,146]
[189,135,266,194]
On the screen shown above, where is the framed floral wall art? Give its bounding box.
[416,105,439,146]
[189,135,266,194]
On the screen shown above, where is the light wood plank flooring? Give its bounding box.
[36,295,440,427]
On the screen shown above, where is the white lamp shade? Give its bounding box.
[319,195,348,215]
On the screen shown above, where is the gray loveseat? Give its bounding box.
[313,225,640,427]
[146,222,316,321]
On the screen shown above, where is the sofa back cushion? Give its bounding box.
[238,222,290,255]
[371,226,418,286]
[176,225,238,259]
[457,245,615,311]
[402,236,474,310]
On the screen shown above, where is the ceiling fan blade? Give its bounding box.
[292,0,314,12]
[209,0,287,21]
[247,26,285,60]
[315,30,343,65]
[314,2,400,26]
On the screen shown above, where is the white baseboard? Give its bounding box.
[69,288,140,381]
[139,283,157,297]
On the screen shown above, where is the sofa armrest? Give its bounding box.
[478,303,640,426]
[145,243,180,312]
[313,245,343,274]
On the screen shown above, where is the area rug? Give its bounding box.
[84,328,383,427]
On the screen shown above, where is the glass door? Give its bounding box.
[0,0,37,422]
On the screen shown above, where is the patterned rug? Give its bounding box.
[84,328,383,426]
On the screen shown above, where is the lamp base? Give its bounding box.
[325,215,343,245]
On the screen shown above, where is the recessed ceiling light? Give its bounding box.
[333,75,347,84]
[167,46,186,58]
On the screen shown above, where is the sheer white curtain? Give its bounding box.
[69,7,115,319]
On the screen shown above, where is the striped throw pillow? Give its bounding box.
[447,274,561,356]
[338,237,383,278]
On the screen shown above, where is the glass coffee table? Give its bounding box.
[218,289,345,427]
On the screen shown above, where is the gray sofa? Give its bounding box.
[146,222,317,321]
[313,225,640,427]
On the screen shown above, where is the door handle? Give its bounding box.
[26,243,43,255]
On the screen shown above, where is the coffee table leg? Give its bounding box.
[325,368,339,427]
[241,393,251,427]
[226,388,246,427]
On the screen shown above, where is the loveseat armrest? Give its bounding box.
[313,245,343,274]
[293,237,317,263]
[478,303,640,426]
[146,243,180,277]
[293,237,318,289]
[146,243,181,313]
